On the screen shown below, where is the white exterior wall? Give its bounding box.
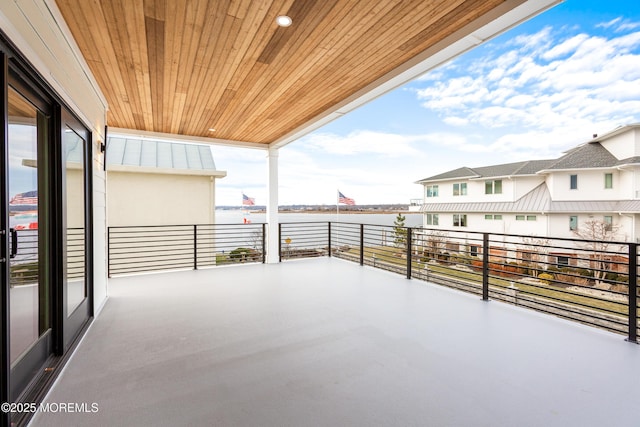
[108,172,217,226]
[598,128,640,159]
[0,1,109,312]
[512,176,546,199]
[549,169,619,201]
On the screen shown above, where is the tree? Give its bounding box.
[393,213,407,249]
[518,236,550,277]
[572,219,623,284]
[421,230,448,261]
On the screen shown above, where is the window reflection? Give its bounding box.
[65,128,86,316]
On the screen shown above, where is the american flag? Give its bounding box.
[9,190,38,205]
[242,193,255,206]
[338,191,355,205]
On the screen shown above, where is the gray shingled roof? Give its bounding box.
[418,141,621,183]
[616,156,640,166]
[417,159,556,183]
[418,167,478,182]
[106,137,217,170]
[545,142,618,170]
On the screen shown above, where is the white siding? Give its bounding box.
[599,128,640,159]
[550,169,619,201]
[1,0,108,312]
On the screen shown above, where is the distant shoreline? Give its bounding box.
[279,210,414,214]
[225,209,417,215]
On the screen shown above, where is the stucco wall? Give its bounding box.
[107,171,216,226]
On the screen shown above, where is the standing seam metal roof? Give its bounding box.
[106,137,218,170]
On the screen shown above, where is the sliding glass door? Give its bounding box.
[5,76,53,403]
[1,48,93,425]
[61,109,91,348]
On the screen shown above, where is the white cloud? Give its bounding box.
[597,17,640,32]
[596,17,622,29]
[301,130,421,157]
[443,116,469,126]
[414,24,640,141]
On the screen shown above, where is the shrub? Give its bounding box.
[538,273,554,284]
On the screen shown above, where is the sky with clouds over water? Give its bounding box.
[212,0,640,206]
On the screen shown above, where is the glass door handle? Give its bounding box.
[9,228,17,259]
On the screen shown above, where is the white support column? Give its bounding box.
[266,147,279,263]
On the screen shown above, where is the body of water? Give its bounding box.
[215,210,423,228]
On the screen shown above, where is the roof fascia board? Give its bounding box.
[107,164,228,177]
[537,166,616,174]
[270,0,561,149]
[416,175,479,184]
[109,128,267,150]
[589,123,640,142]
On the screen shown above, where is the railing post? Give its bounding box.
[262,223,266,263]
[278,223,282,262]
[327,222,332,257]
[627,243,638,343]
[359,224,364,266]
[406,227,412,279]
[193,225,198,270]
[107,227,111,278]
[482,233,489,301]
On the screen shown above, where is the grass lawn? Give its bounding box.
[345,246,630,317]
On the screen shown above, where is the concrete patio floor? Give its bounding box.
[31,258,639,426]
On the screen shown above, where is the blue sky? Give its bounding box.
[212,0,640,206]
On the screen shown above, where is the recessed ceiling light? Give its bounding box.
[208,128,216,132]
[276,15,292,27]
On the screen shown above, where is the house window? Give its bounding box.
[569,215,578,231]
[604,173,613,189]
[570,174,578,190]
[516,215,525,221]
[485,179,502,194]
[469,245,479,257]
[453,182,467,196]
[556,256,569,267]
[453,214,467,227]
[484,214,503,220]
[426,213,439,226]
[427,185,439,197]
[526,215,536,221]
[604,215,613,231]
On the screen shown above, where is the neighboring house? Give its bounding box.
[416,124,640,247]
[106,137,226,226]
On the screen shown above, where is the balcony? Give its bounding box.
[30,222,639,426]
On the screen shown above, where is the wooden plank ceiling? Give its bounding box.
[55,0,509,145]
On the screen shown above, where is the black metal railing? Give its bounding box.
[108,223,266,276]
[279,222,330,261]
[9,229,38,287]
[277,222,639,343]
[106,221,639,343]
